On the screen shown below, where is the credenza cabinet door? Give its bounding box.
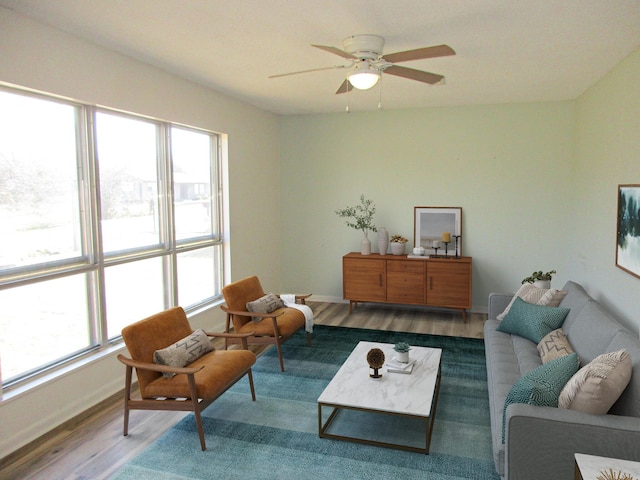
[426,260,472,309]
[387,260,426,304]
[343,256,386,302]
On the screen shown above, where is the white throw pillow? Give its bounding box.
[497,284,567,320]
[558,349,632,414]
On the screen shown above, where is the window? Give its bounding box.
[0,87,224,387]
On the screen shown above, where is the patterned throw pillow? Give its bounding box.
[559,349,632,414]
[153,329,214,378]
[497,297,570,344]
[537,329,575,363]
[502,353,579,442]
[497,284,567,320]
[246,292,285,322]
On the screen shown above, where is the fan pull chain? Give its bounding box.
[346,78,351,113]
[378,75,383,110]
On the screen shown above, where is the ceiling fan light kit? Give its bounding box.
[347,59,381,90]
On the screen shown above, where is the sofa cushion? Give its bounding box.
[537,328,575,364]
[559,349,632,414]
[145,349,256,399]
[502,352,579,442]
[497,284,567,320]
[153,329,214,378]
[564,301,628,364]
[557,281,592,333]
[497,297,570,344]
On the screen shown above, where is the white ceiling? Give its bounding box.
[2,0,640,115]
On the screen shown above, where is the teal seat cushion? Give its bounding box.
[497,296,570,343]
[502,352,579,442]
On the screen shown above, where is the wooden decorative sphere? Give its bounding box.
[367,348,385,369]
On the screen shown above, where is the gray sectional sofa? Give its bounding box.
[484,281,640,479]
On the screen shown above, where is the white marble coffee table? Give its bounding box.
[317,341,442,453]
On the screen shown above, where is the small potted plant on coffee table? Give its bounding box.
[394,342,411,363]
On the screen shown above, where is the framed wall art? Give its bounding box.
[414,206,462,255]
[616,184,640,279]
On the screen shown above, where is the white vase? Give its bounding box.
[534,280,551,289]
[396,351,410,363]
[390,242,405,255]
[377,227,389,255]
[361,233,371,255]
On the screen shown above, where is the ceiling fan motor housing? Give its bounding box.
[342,34,385,60]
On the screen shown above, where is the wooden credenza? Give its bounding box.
[342,252,472,321]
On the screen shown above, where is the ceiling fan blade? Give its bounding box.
[269,65,346,79]
[335,79,353,95]
[383,44,455,63]
[384,65,444,84]
[312,44,358,60]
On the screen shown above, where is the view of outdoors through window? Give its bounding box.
[0,88,223,386]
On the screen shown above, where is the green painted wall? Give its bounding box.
[569,47,640,330]
[279,102,575,310]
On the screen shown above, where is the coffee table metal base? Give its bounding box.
[318,365,441,454]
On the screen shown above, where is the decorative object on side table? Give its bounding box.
[596,469,634,480]
[366,348,385,378]
[521,269,556,289]
[393,342,411,363]
[335,194,377,255]
[390,234,408,255]
[575,453,640,480]
[377,226,389,255]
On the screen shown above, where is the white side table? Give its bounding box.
[575,453,640,480]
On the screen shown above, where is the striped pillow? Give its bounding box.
[537,329,575,363]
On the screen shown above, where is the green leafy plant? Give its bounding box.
[335,194,377,236]
[521,270,557,284]
[390,235,408,243]
[393,342,411,353]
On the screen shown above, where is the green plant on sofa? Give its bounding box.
[521,270,556,285]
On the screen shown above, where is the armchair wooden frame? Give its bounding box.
[117,331,255,451]
[221,293,312,372]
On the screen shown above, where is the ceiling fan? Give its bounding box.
[269,34,455,94]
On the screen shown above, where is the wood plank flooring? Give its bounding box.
[0,301,487,480]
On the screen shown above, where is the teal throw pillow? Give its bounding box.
[502,352,579,442]
[497,296,570,343]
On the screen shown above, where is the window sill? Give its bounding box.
[0,341,127,405]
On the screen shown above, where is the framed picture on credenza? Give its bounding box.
[414,206,462,256]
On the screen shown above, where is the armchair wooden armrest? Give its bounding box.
[276,293,311,304]
[220,305,285,319]
[117,353,204,376]
[205,331,255,338]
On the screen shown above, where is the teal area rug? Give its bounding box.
[113,325,499,480]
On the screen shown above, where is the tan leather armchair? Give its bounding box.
[118,306,256,451]
[221,275,311,372]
